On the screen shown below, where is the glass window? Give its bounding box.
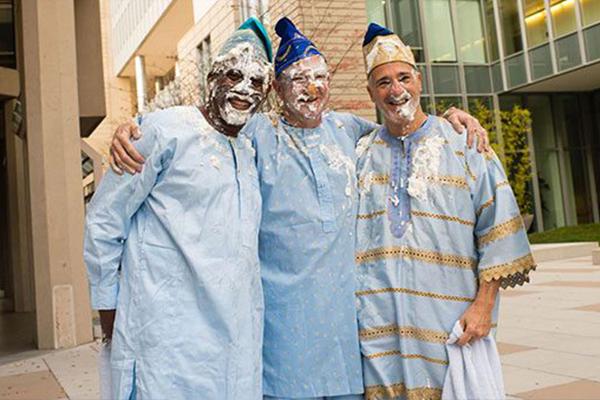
[423,0,457,62]
[584,24,600,61]
[464,66,492,93]
[555,33,581,71]
[0,2,15,69]
[418,65,429,94]
[498,0,523,55]
[435,96,463,114]
[390,0,424,62]
[506,53,527,87]
[529,44,553,80]
[551,0,577,37]
[484,0,500,61]
[420,97,434,114]
[491,62,503,92]
[432,65,460,94]
[468,96,493,112]
[580,0,600,26]
[523,0,549,47]
[528,95,565,229]
[456,0,487,63]
[365,0,386,25]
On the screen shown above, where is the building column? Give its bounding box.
[135,55,147,113]
[19,0,92,349]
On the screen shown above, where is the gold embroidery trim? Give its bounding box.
[411,210,475,226]
[496,180,510,189]
[365,383,442,400]
[426,175,469,190]
[477,215,524,248]
[480,253,537,289]
[356,287,474,303]
[365,350,449,365]
[359,325,449,343]
[454,150,465,157]
[357,209,387,219]
[356,246,476,269]
[476,196,495,216]
[374,139,388,146]
[358,174,389,188]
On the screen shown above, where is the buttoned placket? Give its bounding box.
[388,135,412,239]
[284,123,337,233]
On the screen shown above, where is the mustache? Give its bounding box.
[386,92,412,105]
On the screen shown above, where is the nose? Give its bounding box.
[307,83,318,96]
[390,79,404,95]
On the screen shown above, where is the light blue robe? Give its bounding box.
[244,111,375,397]
[84,106,263,400]
[354,116,536,399]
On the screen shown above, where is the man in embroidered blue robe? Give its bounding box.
[354,23,537,399]
[84,18,272,400]
[107,18,491,400]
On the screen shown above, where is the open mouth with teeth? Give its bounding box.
[388,96,410,107]
[228,96,253,111]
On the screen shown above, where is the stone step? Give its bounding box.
[531,242,599,263]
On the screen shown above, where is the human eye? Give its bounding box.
[226,69,243,82]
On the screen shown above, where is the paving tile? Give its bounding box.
[573,303,600,313]
[0,370,66,400]
[501,349,600,380]
[536,268,598,273]
[0,357,47,378]
[499,331,600,357]
[502,364,578,396]
[497,342,537,356]
[43,344,100,400]
[534,280,600,288]
[515,378,600,400]
[502,290,538,298]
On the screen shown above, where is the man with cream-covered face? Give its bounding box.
[108,17,492,399]
[355,23,535,398]
[83,18,271,399]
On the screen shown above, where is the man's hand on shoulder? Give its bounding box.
[109,121,145,175]
[442,107,490,153]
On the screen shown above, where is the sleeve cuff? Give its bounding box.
[90,282,119,310]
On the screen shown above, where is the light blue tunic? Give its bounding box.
[354,116,536,399]
[84,106,263,400]
[244,112,375,397]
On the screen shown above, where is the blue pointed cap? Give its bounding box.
[362,22,415,75]
[217,16,272,63]
[274,17,323,77]
[363,22,394,47]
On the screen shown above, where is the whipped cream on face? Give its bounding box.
[281,57,330,121]
[209,42,271,127]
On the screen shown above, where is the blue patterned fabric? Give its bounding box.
[363,22,395,47]
[274,17,323,76]
[354,116,536,399]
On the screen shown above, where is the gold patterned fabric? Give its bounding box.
[359,325,449,343]
[355,246,476,269]
[365,383,442,400]
[362,33,416,76]
[355,116,534,397]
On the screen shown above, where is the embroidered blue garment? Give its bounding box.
[378,118,430,238]
[84,107,263,400]
[354,116,536,399]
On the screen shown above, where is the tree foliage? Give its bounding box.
[469,100,534,215]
